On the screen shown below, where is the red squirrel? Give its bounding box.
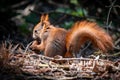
[31,14,67,57]
[30,14,114,58]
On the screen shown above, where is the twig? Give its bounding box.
[11,44,19,53]
[100,71,108,78]
[48,0,69,8]
[24,41,33,54]
[115,38,120,46]
[37,54,113,63]
[106,0,117,32]
[26,75,43,80]
[10,1,30,9]
[79,42,91,56]
[109,0,119,16]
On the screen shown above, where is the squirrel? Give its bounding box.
[31,14,67,57]
[30,14,114,58]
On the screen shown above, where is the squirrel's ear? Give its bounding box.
[40,14,45,22]
[40,14,49,22]
[44,14,49,21]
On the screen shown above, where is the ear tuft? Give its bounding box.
[44,14,49,21]
[40,14,49,22]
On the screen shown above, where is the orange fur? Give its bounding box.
[44,27,67,57]
[65,21,114,57]
[31,14,67,57]
[31,14,114,58]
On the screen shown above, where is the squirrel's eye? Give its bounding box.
[46,27,50,29]
[34,30,38,33]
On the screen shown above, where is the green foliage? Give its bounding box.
[19,23,30,35]
[56,7,88,17]
[19,13,39,35]
[70,0,79,5]
[74,7,87,17]
[56,7,71,14]
[56,6,88,29]
[61,21,74,29]
[24,13,39,24]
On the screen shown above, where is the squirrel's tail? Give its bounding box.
[65,20,114,57]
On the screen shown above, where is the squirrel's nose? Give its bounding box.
[33,34,36,39]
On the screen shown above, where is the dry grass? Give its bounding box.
[0,42,119,80]
[0,42,22,74]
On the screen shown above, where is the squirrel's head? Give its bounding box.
[33,14,51,40]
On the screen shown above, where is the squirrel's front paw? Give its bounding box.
[30,40,39,50]
[30,44,37,50]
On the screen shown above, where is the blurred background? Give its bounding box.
[0,0,119,46]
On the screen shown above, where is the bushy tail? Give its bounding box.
[66,20,114,57]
